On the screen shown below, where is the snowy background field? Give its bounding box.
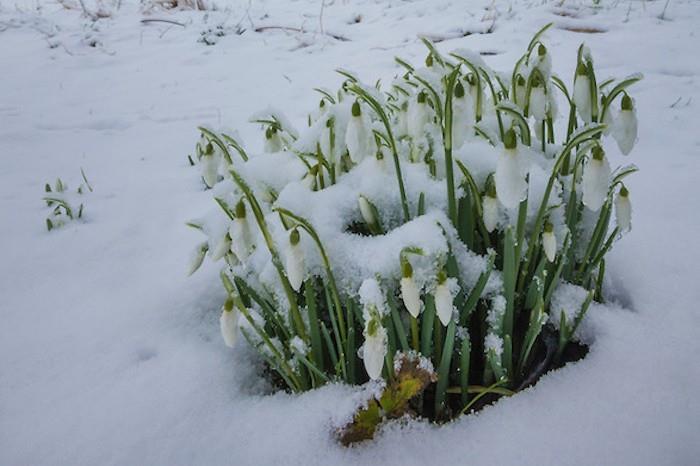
[1,0,699,464]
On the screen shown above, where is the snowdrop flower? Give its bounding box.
[542,221,557,262]
[400,260,422,318]
[201,142,220,188]
[573,62,592,123]
[434,271,455,326]
[407,91,430,142]
[301,165,318,191]
[528,75,548,121]
[264,126,283,153]
[285,228,305,292]
[230,199,254,260]
[188,241,209,276]
[319,117,335,163]
[482,178,499,233]
[451,80,474,149]
[615,185,632,232]
[495,129,528,210]
[582,146,611,212]
[362,314,387,380]
[534,44,552,78]
[345,101,376,164]
[358,195,382,234]
[514,74,527,110]
[396,101,409,137]
[220,297,240,348]
[210,233,232,261]
[612,95,638,155]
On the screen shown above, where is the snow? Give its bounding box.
[1,0,700,465]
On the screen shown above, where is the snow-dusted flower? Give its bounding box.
[542,221,557,262]
[434,271,455,326]
[220,297,240,348]
[230,200,254,260]
[528,76,548,121]
[582,147,611,212]
[484,333,504,357]
[482,179,499,233]
[188,241,208,275]
[362,315,387,380]
[612,95,638,155]
[396,101,409,137]
[407,91,430,141]
[451,80,474,149]
[264,126,283,153]
[358,194,382,234]
[615,185,632,232]
[534,44,552,78]
[573,62,592,123]
[400,260,422,318]
[285,228,305,291]
[210,233,232,261]
[301,165,318,191]
[495,129,528,210]
[514,74,527,110]
[345,101,376,164]
[201,142,220,188]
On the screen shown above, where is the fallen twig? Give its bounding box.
[254,25,349,42]
[141,18,186,27]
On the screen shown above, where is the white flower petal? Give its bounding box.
[543,231,557,262]
[612,109,638,155]
[434,283,454,326]
[220,308,240,348]
[482,196,499,233]
[400,277,422,318]
[495,148,528,210]
[581,156,611,212]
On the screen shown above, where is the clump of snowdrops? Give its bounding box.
[43,169,92,231]
[188,24,640,439]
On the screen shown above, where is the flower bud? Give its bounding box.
[346,100,376,163]
[612,95,638,155]
[230,200,254,260]
[407,91,430,142]
[434,271,455,326]
[573,62,592,122]
[358,194,382,234]
[362,315,387,380]
[482,179,499,233]
[581,147,611,211]
[210,233,232,261]
[542,221,556,262]
[615,185,632,232]
[188,241,209,276]
[201,143,220,188]
[495,129,527,210]
[220,297,240,348]
[400,261,422,318]
[264,126,283,153]
[286,228,305,292]
[528,75,547,121]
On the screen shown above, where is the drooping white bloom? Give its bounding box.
[264,126,283,153]
[230,200,254,260]
[573,63,592,123]
[514,75,527,110]
[451,81,474,150]
[188,241,209,276]
[285,229,305,292]
[495,130,527,210]
[345,101,376,164]
[358,195,382,234]
[400,261,422,318]
[482,189,499,233]
[201,143,220,188]
[542,222,557,262]
[396,101,409,137]
[581,147,611,212]
[362,316,387,380]
[434,272,455,326]
[612,95,638,155]
[407,91,430,141]
[529,84,547,121]
[319,117,335,163]
[210,233,232,261]
[615,186,632,232]
[534,44,552,78]
[220,298,240,348]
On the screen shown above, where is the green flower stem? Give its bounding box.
[444,68,460,225]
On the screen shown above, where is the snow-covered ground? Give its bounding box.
[1,0,699,464]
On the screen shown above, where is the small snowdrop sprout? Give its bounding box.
[220,297,240,348]
[495,129,528,209]
[612,94,638,155]
[582,146,612,212]
[346,100,376,164]
[201,142,220,188]
[434,270,455,326]
[482,177,499,233]
[286,228,305,292]
[358,195,383,235]
[615,185,632,232]
[573,62,592,123]
[400,260,422,318]
[542,221,557,262]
